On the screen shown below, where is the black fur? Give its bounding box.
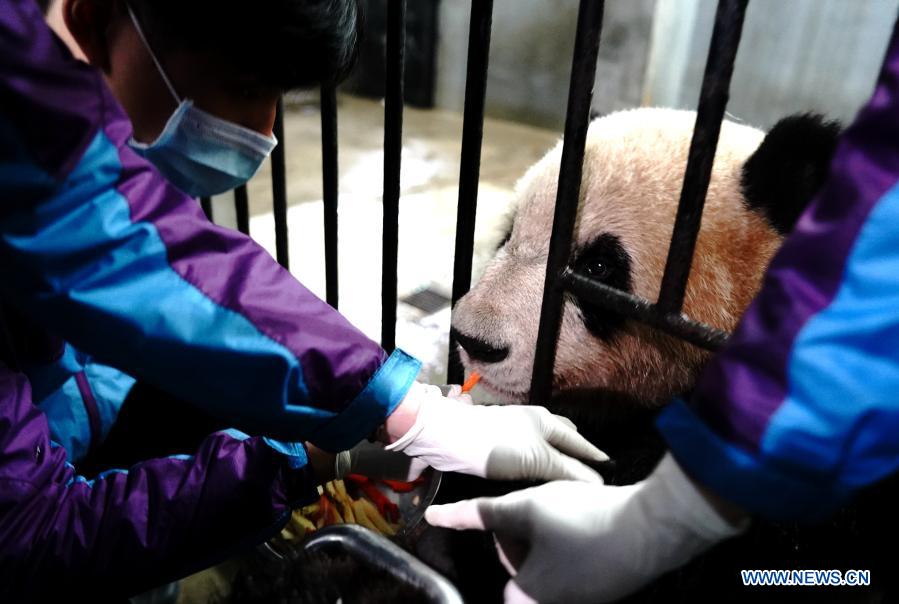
[451,328,510,364]
[742,113,841,234]
[569,233,633,341]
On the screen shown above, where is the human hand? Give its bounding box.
[425,453,748,603]
[386,382,608,482]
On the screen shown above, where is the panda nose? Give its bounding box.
[451,328,509,363]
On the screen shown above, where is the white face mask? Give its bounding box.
[124,4,278,197]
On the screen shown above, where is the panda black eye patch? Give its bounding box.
[569,233,633,340]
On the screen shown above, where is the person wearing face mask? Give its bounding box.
[0,0,608,600]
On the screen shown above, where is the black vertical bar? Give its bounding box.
[272,99,289,269]
[381,0,405,352]
[234,185,250,235]
[656,0,748,314]
[529,0,604,404]
[200,196,213,220]
[447,0,494,385]
[321,85,339,309]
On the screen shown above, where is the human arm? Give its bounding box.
[426,453,745,604]
[0,366,319,601]
[0,0,419,452]
[656,20,899,523]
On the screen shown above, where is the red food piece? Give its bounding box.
[345,473,370,485]
[318,493,334,525]
[380,478,425,493]
[358,480,400,523]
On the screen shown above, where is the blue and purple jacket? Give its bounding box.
[659,21,899,522]
[0,1,420,598]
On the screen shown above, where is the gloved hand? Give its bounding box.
[385,382,608,482]
[333,384,473,481]
[425,453,748,603]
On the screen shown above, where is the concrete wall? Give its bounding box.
[644,0,898,129]
[435,0,657,129]
[434,0,895,131]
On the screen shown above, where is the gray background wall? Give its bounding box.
[435,0,656,129]
[645,0,899,129]
[434,0,898,131]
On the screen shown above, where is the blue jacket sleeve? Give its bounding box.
[0,0,420,452]
[657,22,899,522]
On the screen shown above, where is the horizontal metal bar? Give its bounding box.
[381,0,406,352]
[562,270,728,351]
[234,185,249,235]
[656,0,749,314]
[321,84,339,309]
[272,99,289,269]
[529,0,605,404]
[447,0,494,385]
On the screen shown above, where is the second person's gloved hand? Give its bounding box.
[385,382,609,482]
[425,453,748,603]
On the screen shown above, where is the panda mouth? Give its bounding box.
[475,375,531,403]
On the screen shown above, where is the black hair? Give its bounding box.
[127,0,363,91]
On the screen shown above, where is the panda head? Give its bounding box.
[451,108,840,406]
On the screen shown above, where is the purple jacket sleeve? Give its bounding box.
[657,22,899,521]
[0,0,421,452]
[0,364,318,600]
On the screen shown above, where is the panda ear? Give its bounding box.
[741,113,842,234]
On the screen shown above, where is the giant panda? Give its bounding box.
[450,107,835,409]
[419,108,899,603]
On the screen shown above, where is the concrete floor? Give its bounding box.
[208,94,559,385]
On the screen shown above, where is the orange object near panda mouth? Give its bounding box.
[461,372,481,393]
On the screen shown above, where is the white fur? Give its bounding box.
[452,108,781,405]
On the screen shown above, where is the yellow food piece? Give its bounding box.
[334,479,349,500]
[281,479,404,542]
[290,512,317,534]
[358,497,396,536]
[351,500,380,533]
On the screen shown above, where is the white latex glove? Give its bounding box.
[333,385,473,481]
[386,382,608,482]
[425,453,748,603]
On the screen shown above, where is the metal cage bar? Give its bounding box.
[199,196,213,220]
[529,0,605,404]
[234,184,250,235]
[562,270,729,351]
[447,0,495,385]
[272,99,290,269]
[381,0,406,352]
[321,84,340,309]
[656,0,749,314]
